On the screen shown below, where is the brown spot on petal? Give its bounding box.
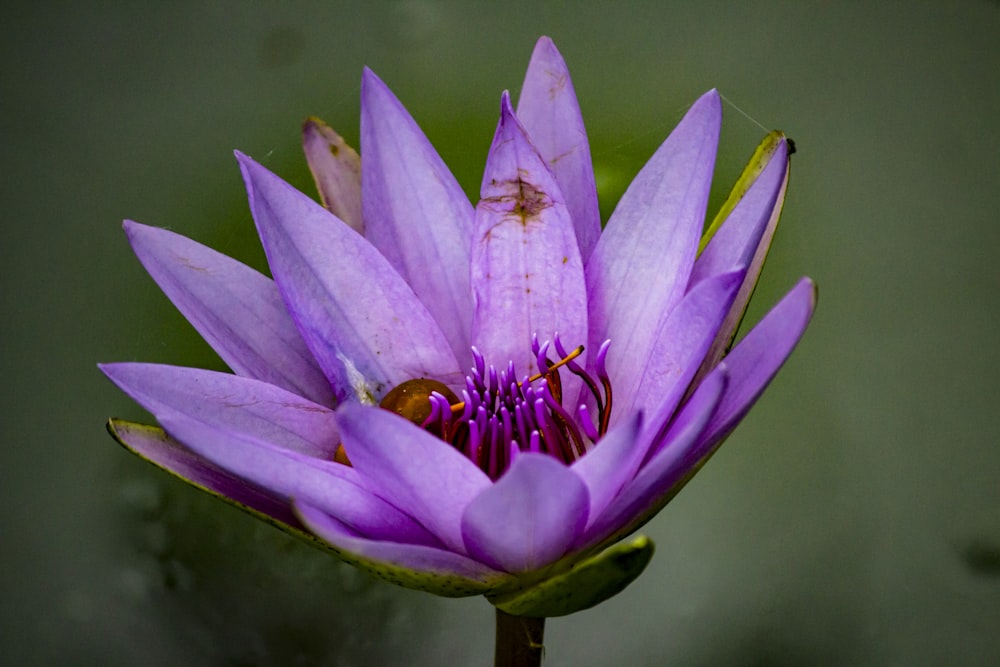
[480,176,552,229]
[510,178,550,221]
[547,72,567,100]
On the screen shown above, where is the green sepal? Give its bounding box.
[487,534,655,617]
[699,130,787,254]
[107,418,507,598]
[107,418,320,543]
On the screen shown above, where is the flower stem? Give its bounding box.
[494,608,545,667]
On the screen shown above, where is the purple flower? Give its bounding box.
[101,37,814,615]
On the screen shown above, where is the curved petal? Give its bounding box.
[699,277,817,447]
[470,92,588,383]
[302,117,363,233]
[585,90,721,416]
[690,134,790,381]
[108,418,301,529]
[570,412,644,530]
[99,363,339,458]
[159,413,440,546]
[630,269,745,425]
[579,369,726,549]
[237,152,462,403]
[516,36,600,260]
[361,69,474,358]
[335,402,491,554]
[462,453,589,573]
[296,502,509,597]
[123,221,334,406]
[691,135,788,283]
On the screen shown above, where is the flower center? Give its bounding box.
[402,336,613,480]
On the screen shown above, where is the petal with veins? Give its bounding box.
[470,92,587,385]
[691,134,791,381]
[586,90,721,420]
[361,69,474,359]
[123,220,334,406]
[160,413,439,546]
[238,152,462,402]
[336,402,491,554]
[517,36,600,260]
[99,362,339,458]
[570,412,644,530]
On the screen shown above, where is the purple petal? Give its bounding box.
[296,502,508,597]
[302,117,363,233]
[690,137,788,285]
[690,135,790,379]
[630,269,745,427]
[361,69,474,358]
[570,412,644,530]
[159,413,440,546]
[516,36,600,260]
[585,91,721,416]
[584,278,815,549]
[336,402,491,554]
[698,277,817,447]
[579,369,726,549]
[99,362,339,459]
[462,453,589,573]
[470,92,588,379]
[108,418,301,529]
[123,221,334,407]
[237,152,462,403]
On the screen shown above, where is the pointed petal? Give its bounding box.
[699,277,817,447]
[123,220,334,406]
[361,69,474,358]
[586,91,721,416]
[580,369,726,549]
[570,412,644,530]
[336,402,491,554]
[302,117,363,232]
[470,92,587,378]
[693,132,789,268]
[99,363,339,458]
[516,36,600,260]
[108,418,301,529]
[630,269,745,425]
[462,453,589,573]
[237,152,462,403]
[159,413,440,546]
[690,133,791,379]
[296,502,509,597]
[488,534,654,617]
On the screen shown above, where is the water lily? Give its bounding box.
[101,36,814,623]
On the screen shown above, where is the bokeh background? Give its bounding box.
[3,2,998,665]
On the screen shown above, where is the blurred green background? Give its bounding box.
[3,1,998,665]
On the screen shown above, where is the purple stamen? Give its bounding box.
[423,340,613,480]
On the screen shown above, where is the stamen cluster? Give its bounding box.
[424,336,613,480]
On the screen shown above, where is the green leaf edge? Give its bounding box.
[107,418,504,598]
[487,534,655,617]
[699,130,787,254]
